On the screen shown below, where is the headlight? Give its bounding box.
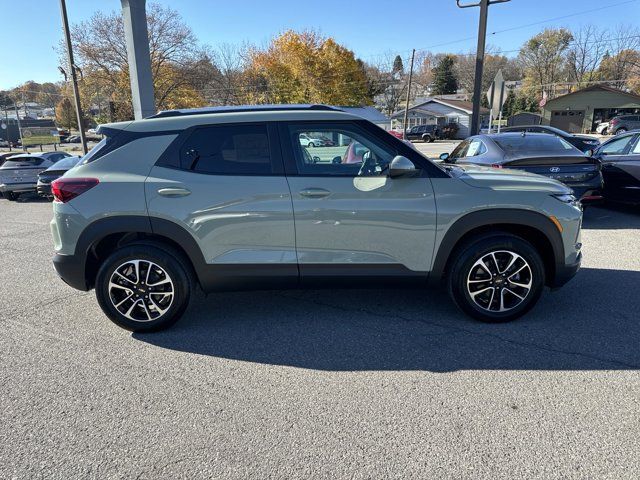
[551,193,578,204]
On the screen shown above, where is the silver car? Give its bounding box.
[0,152,70,201]
[50,105,583,332]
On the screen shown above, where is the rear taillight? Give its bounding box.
[490,164,503,169]
[51,177,99,203]
[610,118,619,125]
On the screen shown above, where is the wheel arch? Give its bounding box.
[75,216,207,290]
[430,209,565,287]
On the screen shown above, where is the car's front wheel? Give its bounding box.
[4,192,19,201]
[95,244,191,332]
[615,128,627,135]
[448,234,545,323]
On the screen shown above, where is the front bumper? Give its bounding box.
[53,253,90,291]
[0,182,37,194]
[550,251,581,289]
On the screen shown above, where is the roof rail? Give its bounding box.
[147,104,341,119]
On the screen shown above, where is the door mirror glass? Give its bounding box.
[389,155,417,178]
[585,149,594,157]
[439,152,450,161]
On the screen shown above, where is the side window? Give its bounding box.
[450,140,470,160]
[179,124,272,175]
[630,136,640,154]
[288,124,395,176]
[600,135,634,155]
[465,139,487,157]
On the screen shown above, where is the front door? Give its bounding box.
[280,121,437,283]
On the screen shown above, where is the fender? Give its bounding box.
[429,208,565,283]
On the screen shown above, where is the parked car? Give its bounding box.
[0,154,62,200]
[500,125,600,153]
[387,130,404,140]
[609,114,640,135]
[0,139,9,148]
[589,131,640,205]
[406,124,440,143]
[40,151,72,162]
[439,133,603,201]
[37,155,81,198]
[63,135,81,144]
[298,133,325,147]
[49,104,583,332]
[595,121,610,135]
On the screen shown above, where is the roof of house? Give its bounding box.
[544,84,640,104]
[393,97,489,117]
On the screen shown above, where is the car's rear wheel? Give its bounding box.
[95,244,191,332]
[423,135,433,143]
[308,142,315,147]
[448,234,545,323]
[4,192,19,201]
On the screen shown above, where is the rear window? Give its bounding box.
[1,157,45,168]
[50,156,80,170]
[179,124,272,175]
[493,135,578,155]
[80,138,108,164]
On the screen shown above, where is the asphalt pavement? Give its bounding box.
[0,195,639,479]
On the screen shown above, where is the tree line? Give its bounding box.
[1,3,639,126]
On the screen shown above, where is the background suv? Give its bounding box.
[50,105,583,332]
[609,114,640,135]
[406,124,439,142]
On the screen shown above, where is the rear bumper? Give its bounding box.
[37,184,52,197]
[53,253,89,291]
[0,182,37,194]
[551,252,581,289]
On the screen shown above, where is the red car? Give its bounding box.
[387,130,404,139]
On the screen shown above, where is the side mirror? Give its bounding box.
[585,149,594,157]
[439,152,450,162]
[389,155,417,178]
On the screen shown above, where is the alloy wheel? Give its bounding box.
[466,250,533,313]
[108,259,174,322]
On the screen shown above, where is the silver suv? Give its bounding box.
[50,105,583,332]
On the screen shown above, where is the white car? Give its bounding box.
[595,122,609,135]
[298,133,325,147]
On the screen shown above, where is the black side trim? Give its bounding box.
[429,209,566,284]
[300,264,427,288]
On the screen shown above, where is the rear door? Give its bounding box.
[280,121,437,282]
[145,122,297,289]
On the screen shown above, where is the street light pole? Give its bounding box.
[456,0,510,136]
[59,0,88,154]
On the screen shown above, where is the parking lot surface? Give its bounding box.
[1,196,639,479]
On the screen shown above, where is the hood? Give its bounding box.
[446,163,571,194]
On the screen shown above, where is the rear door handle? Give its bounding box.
[299,188,331,198]
[158,187,191,197]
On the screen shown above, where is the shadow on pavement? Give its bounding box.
[134,267,640,371]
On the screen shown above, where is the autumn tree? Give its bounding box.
[455,49,521,93]
[518,28,573,98]
[68,2,208,120]
[56,98,77,130]
[431,55,458,95]
[245,30,371,105]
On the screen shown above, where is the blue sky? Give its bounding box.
[1,0,638,89]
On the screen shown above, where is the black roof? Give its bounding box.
[148,104,342,119]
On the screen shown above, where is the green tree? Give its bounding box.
[431,55,458,95]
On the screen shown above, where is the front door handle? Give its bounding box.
[299,188,331,198]
[158,187,191,197]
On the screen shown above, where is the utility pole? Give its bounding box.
[456,0,510,136]
[402,49,416,140]
[14,104,24,151]
[59,0,88,154]
[3,106,11,151]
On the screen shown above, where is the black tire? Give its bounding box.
[615,128,627,135]
[95,244,191,332]
[423,135,433,143]
[5,192,19,201]
[308,142,315,147]
[447,234,545,323]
